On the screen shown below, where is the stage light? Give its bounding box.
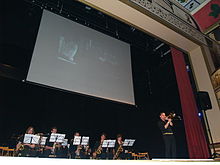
[153,43,165,52]
[186,65,190,72]
[85,6,91,10]
[130,27,135,32]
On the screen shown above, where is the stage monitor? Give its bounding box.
[27,10,135,105]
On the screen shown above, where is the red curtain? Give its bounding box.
[171,47,210,159]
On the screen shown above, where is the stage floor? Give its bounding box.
[0,156,219,165]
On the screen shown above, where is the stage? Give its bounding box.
[0,156,219,165]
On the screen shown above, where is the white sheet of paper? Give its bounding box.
[73,136,81,145]
[23,134,40,144]
[81,136,89,145]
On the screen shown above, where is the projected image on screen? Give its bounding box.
[58,36,79,64]
[27,10,135,105]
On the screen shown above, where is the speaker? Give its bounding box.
[213,27,220,41]
[197,91,212,111]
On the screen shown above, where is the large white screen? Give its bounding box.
[27,10,135,105]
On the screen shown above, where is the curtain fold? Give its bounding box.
[171,47,210,159]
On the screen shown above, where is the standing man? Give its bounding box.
[158,112,176,158]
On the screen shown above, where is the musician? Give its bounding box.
[16,126,37,157]
[158,112,176,158]
[69,132,88,159]
[93,133,107,159]
[113,134,125,160]
[59,140,69,158]
[43,127,62,158]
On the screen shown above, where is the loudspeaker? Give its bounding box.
[197,91,212,111]
[213,27,220,41]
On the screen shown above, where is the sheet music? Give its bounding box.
[123,139,129,146]
[81,136,89,145]
[23,134,40,144]
[49,133,65,143]
[108,140,116,148]
[123,139,135,146]
[128,139,135,146]
[102,140,108,148]
[73,136,81,145]
[102,140,115,148]
[40,137,47,145]
[49,133,57,142]
[56,134,65,143]
[62,139,68,146]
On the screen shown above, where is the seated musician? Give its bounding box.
[113,134,125,160]
[93,133,108,159]
[43,127,62,158]
[69,132,90,159]
[59,140,69,158]
[16,126,37,157]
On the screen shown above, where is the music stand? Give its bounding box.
[102,140,115,154]
[23,134,40,144]
[73,136,81,145]
[49,133,65,143]
[123,139,135,153]
[40,137,47,145]
[62,139,68,146]
[102,140,116,148]
[73,136,90,146]
[123,139,135,147]
[81,136,89,146]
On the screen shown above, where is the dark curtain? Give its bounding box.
[171,47,210,159]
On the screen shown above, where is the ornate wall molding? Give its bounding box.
[127,0,207,45]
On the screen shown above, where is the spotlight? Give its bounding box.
[85,6,91,10]
[186,65,190,72]
[130,27,135,32]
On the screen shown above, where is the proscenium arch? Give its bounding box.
[77,0,220,143]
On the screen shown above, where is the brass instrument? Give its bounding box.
[36,133,44,152]
[95,143,102,155]
[167,112,176,119]
[18,144,25,151]
[51,142,61,154]
[84,145,90,156]
[51,142,56,154]
[14,144,25,157]
[75,145,82,158]
[113,143,123,160]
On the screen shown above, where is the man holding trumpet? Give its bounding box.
[158,112,176,158]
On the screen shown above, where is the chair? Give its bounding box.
[5,148,15,156]
[0,147,9,156]
[137,152,149,160]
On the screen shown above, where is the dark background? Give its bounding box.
[0,0,190,158]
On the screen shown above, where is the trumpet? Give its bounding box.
[166,112,176,119]
[166,112,182,120]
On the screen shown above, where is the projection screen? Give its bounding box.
[27,10,135,105]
